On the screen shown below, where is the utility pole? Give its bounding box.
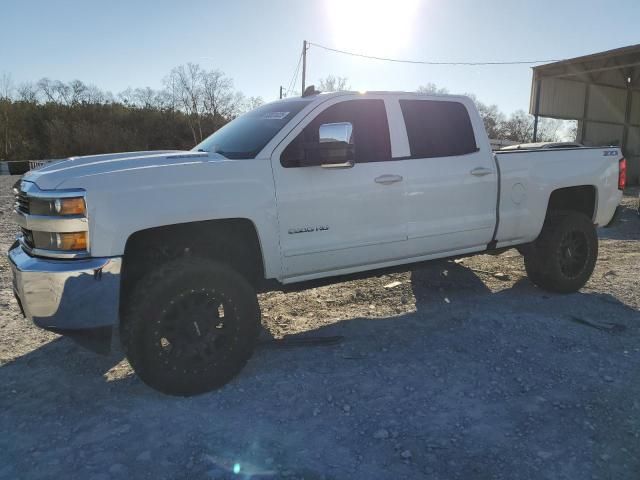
[301,40,307,94]
[279,85,284,99]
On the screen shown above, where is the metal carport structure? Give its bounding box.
[530,44,640,184]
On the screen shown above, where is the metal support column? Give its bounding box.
[532,78,542,142]
[579,84,591,144]
[621,69,634,154]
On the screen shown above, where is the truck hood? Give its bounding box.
[23,150,222,190]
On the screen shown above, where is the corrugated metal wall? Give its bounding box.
[531,77,640,183]
[534,78,586,119]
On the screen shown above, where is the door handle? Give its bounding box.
[470,167,494,177]
[375,174,403,185]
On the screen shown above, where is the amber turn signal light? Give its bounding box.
[53,197,86,216]
[54,232,88,251]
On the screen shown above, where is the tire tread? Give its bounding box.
[121,257,260,396]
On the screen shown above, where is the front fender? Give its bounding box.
[56,158,282,279]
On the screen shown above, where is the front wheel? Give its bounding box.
[523,212,598,293]
[121,258,260,396]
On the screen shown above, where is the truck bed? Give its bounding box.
[494,146,623,248]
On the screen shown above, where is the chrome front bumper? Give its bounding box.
[8,243,122,330]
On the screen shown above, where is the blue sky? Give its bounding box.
[1,0,639,114]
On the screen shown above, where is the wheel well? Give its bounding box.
[546,185,596,220]
[120,219,264,314]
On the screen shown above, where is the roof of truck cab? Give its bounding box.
[265,92,476,113]
[297,91,473,101]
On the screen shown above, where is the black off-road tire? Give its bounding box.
[523,211,598,293]
[524,258,549,287]
[121,257,260,396]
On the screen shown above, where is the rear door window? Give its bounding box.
[399,100,478,159]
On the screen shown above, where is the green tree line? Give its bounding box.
[0,65,263,161]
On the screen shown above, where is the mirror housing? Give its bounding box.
[303,122,355,167]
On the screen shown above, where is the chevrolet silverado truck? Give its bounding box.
[9,91,625,396]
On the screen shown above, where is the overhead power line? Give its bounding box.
[285,52,303,96]
[308,41,564,66]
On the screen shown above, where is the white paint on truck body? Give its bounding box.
[21,91,623,284]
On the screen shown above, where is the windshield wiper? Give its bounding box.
[195,147,231,159]
[212,150,230,159]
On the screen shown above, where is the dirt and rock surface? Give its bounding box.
[0,174,638,479]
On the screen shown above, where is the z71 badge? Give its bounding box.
[288,225,329,235]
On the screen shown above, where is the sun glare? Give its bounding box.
[325,0,420,57]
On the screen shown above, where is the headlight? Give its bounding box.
[29,196,86,216]
[14,181,90,258]
[31,231,88,251]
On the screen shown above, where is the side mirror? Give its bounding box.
[304,122,355,168]
[319,122,353,144]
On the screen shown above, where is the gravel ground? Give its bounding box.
[0,174,639,480]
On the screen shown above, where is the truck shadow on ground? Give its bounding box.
[2,259,638,391]
[597,201,639,241]
[2,261,640,479]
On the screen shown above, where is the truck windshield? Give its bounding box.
[193,100,311,159]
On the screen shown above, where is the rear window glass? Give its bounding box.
[399,100,477,159]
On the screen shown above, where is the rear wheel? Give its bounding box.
[121,258,260,396]
[523,211,598,293]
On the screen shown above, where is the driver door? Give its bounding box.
[271,97,408,282]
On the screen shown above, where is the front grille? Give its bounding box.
[20,227,35,249]
[13,183,30,214]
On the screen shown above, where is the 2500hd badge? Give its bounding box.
[288,225,330,234]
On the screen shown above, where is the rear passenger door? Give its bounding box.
[396,97,497,256]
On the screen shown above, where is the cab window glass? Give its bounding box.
[281,99,391,167]
[399,100,477,158]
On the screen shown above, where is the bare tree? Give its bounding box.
[243,96,264,113]
[133,87,157,108]
[153,88,175,110]
[118,87,135,106]
[85,84,106,104]
[318,75,350,92]
[500,111,564,143]
[538,118,564,142]
[201,69,236,125]
[562,120,578,142]
[37,78,56,103]
[417,83,449,95]
[165,63,205,143]
[17,82,39,103]
[52,80,72,105]
[0,73,13,158]
[464,94,507,140]
[0,73,14,100]
[161,73,181,111]
[503,110,534,143]
[229,91,245,118]
[69,80,88,104]
[37,78,75,105]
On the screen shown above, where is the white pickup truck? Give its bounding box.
[9,91,625,395]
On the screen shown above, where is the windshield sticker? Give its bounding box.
[261,112,290,120]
